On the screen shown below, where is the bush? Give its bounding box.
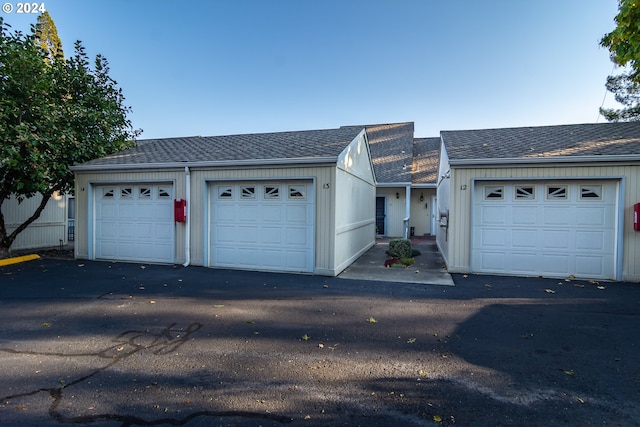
[388,238,412,259]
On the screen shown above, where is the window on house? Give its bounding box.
[158,187,171,198]
[264,186,280,199]
[139,187,151,199]
[546,185,567,200]
[484,186,503,200]
[241,186,256,199]
[514,186,535,200]
[103,188,114,198]
[120,187,133,199]
[288,185,306,199]
[218,187,233,199]
[580,185,602,200]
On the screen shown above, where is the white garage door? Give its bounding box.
[210,181,314,273]
[472,181,618,280]
[95,184,175,263]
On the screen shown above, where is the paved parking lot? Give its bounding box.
[0,258,639,426]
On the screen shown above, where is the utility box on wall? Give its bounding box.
[174,199,186,222]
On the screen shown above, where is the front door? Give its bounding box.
[375,196,386,235]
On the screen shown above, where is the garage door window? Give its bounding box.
[289,185,306,200]
[514,186,535,200]
[158,187,171,198]
[218,187,233,199]
[139,187,151,199]
[580,185,602,200]
[546,185,568,200]
[484,186,503,200]
[265,186,280,199]
[241,186,256,199]
[121,188,133,199]
[103,188,114,198]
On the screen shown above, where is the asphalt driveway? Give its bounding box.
[0,258,639,426]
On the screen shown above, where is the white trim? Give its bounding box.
[71,157,338,172]
[450,155,640,167]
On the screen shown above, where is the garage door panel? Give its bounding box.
[215,225,236,242]
[512,206,537,225]
[210,182,314,273]
[541,254,570,274]
[237,226,259,243]
[261,227,283,244]
[576,256,606,276]
[263,205,283,221]
[473,181,617,280]
[541,230,571,249]
[480,252,506,271]
[511,229,537,248]
[286,205,308,223]
[511,253,540,272]
[575,206,607,226]
[543,206,572,225]
[239,206,259,222]
[216,205,235,221]
[481,206,507,225]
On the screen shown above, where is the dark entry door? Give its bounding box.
[375,196,386,235]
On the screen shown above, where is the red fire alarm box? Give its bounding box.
[174,198,187,222]
[635,203,640,231]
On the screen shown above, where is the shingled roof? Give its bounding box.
[73,127,364,170]
[412,137,440,185]
[341,123,415,184]
[441,122,640,165]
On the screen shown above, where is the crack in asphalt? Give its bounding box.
[0,322,293,426]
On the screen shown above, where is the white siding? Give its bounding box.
[2,192,68,251]
[333,132,376,274]
[376,187,407,237]
[446,164,640,282]
[409,188,436,236]
[435,142,451,265]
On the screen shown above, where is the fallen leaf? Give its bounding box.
[367,317,378,323]
[433,415,442,423]
[462,274,468,278]
[318,343,324,348]
[597,286,606,290]
[302,334,310,341]
[149,300,156,304]
[576,397,585,404]
[42,322,51,327]
[544,289,556,294]
[77,264,84,267]
[407,338,416,344]
[213,304,224,308]
[589,280,600,285]
[245,320,255,324]
[418,370,428,376]
[573,283,585,288]
[562,369,575,376]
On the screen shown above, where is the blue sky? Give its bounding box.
[3,0,621,139]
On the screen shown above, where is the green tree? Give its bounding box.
[0,17,139,257]
[600,0,640,121]
[34,11,63,62]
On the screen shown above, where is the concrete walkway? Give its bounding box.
[338,236,454,286]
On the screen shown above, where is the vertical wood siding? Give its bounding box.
[448,164,640,281]
[2,192,67,250]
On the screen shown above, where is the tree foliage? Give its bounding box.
[601,0,640,83]
[599,0,640,122]
[34,11,63,63]
[0,16,139,256]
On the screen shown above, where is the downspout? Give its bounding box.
[183,166,191,267]
[403,184,411,239]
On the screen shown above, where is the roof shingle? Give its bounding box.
[75,127,364,168]
[441,122,640,162]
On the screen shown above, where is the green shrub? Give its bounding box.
[388,238,412,259]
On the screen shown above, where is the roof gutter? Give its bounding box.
[449,154,640,167]
[70,156,339,172]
